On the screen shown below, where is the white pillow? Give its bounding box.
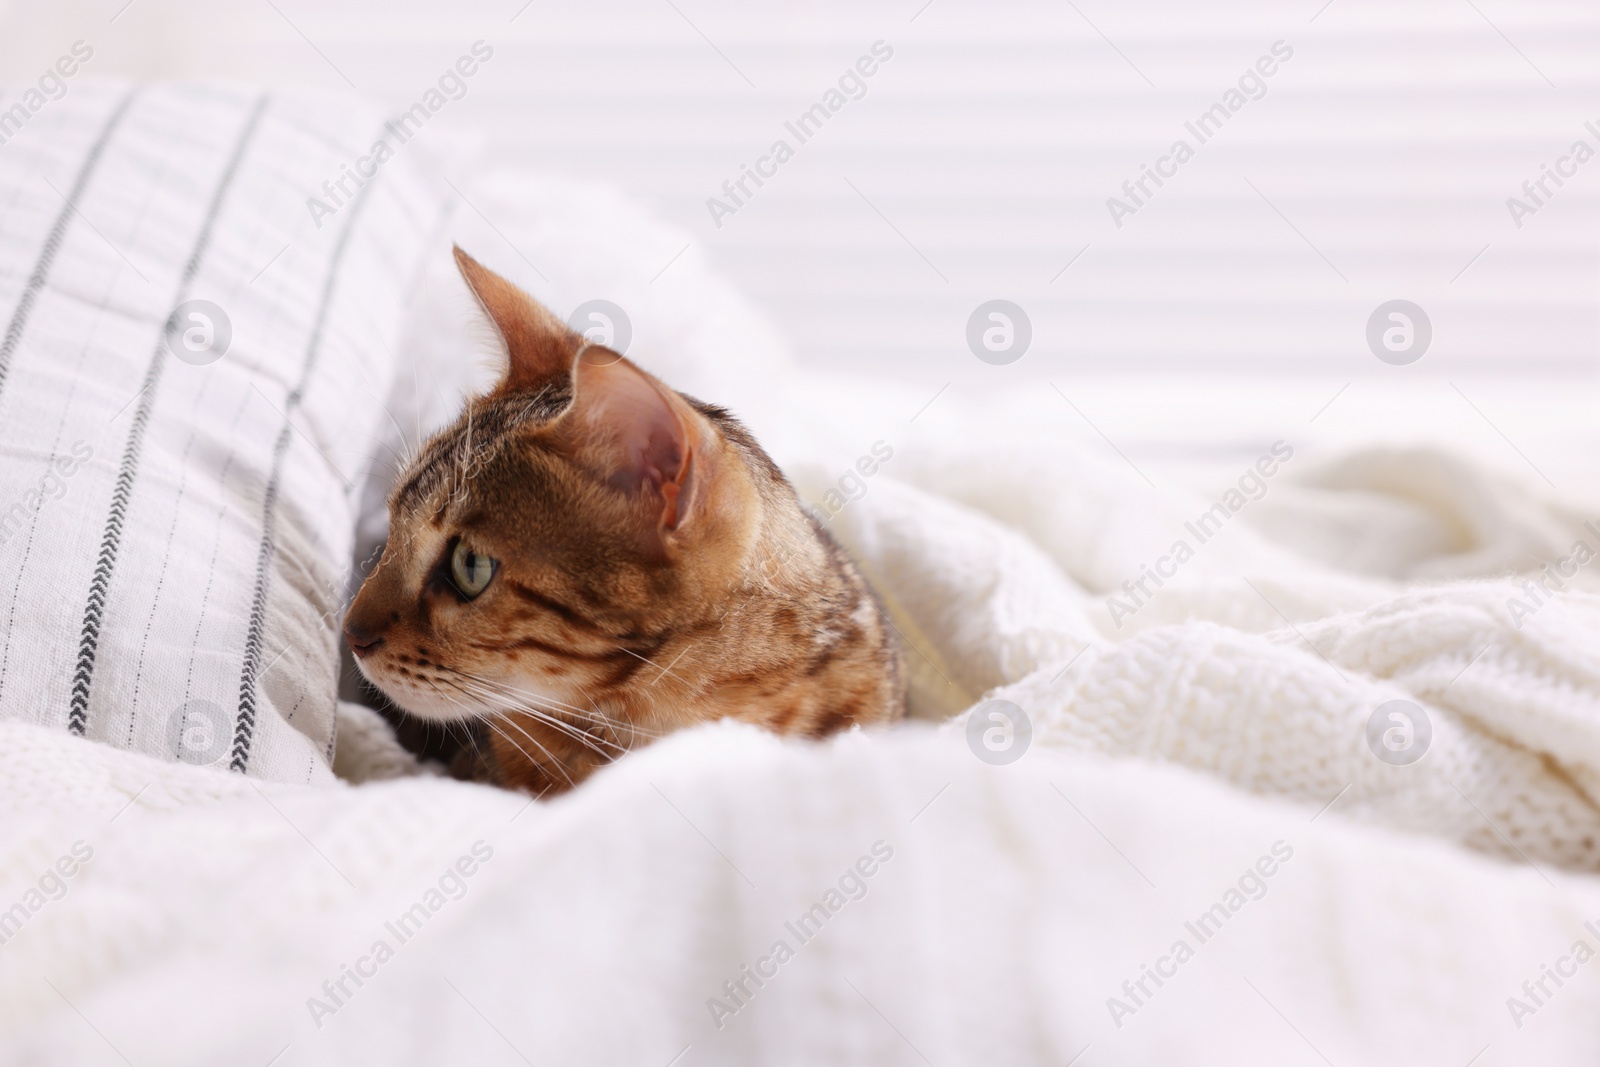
[0,82,444,783]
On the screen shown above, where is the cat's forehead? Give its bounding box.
[391,385,571,519]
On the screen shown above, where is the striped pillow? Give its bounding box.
[0,83,444,783]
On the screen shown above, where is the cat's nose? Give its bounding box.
[344,616,387,657]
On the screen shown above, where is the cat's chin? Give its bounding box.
[384,693,482,723]
[355,664,483,723]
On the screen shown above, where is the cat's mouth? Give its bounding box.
[351,651,488,724]
[353,643,588,735]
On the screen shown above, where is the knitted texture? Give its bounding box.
[796,440,1600,873]
[5,718,1600,1065]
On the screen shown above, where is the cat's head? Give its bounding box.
[345,248,762,724]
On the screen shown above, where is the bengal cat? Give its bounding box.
[344,248,905,795]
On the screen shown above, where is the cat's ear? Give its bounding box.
[552,348,702,549]
[453,246,579,393]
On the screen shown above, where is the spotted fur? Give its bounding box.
[346,248,905,795]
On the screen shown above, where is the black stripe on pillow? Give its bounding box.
[0,90,139,401]
[68,93,270,737]
[229,182,374,774]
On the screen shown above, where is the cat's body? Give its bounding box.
[345,249,905,795]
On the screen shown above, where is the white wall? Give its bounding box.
[2,0,1598,382]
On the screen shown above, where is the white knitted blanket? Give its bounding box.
[6,417,1600,1064]
[792,434,1600,877]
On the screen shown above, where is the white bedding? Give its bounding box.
[807,436,1600,874]
[7,158,1600,1062]
[3,699,1599,1065]
[8,411,1600,1063]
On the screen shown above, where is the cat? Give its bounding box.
[344,248,906,796]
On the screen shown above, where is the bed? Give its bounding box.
[3,83,1599,1066]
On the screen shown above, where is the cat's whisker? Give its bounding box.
[450,668,663,742]
[569,679,656,746]
[355,381,421,468]
[490,706,619,766]
[408,679,490,775]
[345,449,401,475]
[418,675,485,719]
[354,430,407,473]
[455,406,475,502]
[480,717,569,789]
[481,714,575,792]
[488,683,641,735]
[615,646,692,690]
[425,682,494,772]
[440,667,608,733]
[434,676,579,790]
[451,674,604,739]
[645,645,694,689]
[465,695,634,767]
[459,718,491,779]
[439,663,636,726]
[450,676,629,759]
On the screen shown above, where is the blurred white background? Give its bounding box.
[4,0,1600,468]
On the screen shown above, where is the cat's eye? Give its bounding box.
[448,541,497,600]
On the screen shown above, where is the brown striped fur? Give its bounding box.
[345,248,905,795]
